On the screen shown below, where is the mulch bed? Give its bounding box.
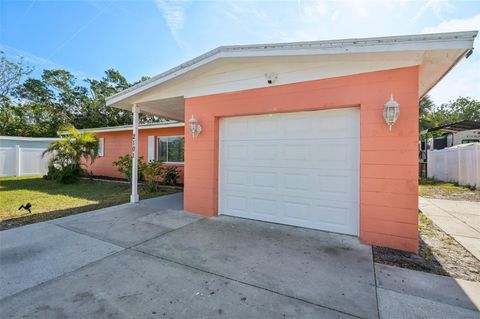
[373,212,480,282]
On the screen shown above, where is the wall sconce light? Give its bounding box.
[383,94,400,131]
[189,114,202,139]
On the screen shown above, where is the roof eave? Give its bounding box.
[106,31,478,107]
[76,122,185,134]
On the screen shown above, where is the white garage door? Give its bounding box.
[219,108,360,236]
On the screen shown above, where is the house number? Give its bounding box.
[132,133,136,152]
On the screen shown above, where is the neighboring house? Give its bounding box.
[0,136,62,177]
[421,121,480,151]
[79,122,185,183]
[418,121,480,176]
[105,31,477,252]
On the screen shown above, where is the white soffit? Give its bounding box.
[108,31,477,110]
[76,122,184,133]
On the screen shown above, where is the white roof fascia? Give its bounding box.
[77,122,185,133]
[0,136,63,141]
[106,31,477,106]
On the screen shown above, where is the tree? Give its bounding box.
[43,126,99,183]
[0,51,164,137]
[0,51,33,135]
[0,51,33,98]
[419,95,435,131]
[430,97,480,125]
[419,96,480,131]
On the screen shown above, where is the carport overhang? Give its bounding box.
[106,31,477,203]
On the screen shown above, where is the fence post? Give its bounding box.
[15,145,21,176]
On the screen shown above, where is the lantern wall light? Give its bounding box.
[189,114,202,139]
[383,94,400,131]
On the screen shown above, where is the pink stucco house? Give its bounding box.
[98,31,476,252]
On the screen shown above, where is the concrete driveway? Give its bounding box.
[1,193,479,319]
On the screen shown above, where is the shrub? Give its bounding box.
[113,154,147,181]
[45,163,83,184]
[162,166,179,186]
[143,160,164,192]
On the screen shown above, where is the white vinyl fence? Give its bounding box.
[0,146,50,177]
[427,143,480,188]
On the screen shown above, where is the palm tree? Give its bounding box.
[43,126,99,183]
[419,95,435,131]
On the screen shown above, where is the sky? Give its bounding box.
[1,0,479,105]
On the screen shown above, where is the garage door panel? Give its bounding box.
[221,187,358,208]
[221,167,358,202]
[283,202,349,228]
[224,144,249,161]
[224,194,249,214]
[252,171,277,189]
[225,169,249,186]
[221,191,355,234]
[220,109,358,141]
[219,108,359,236]
[222,140,357,170]
[253,144,279,160]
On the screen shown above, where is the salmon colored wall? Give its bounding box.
[184,66,419,252]
[84,126,185,184]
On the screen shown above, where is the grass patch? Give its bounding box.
[0,176,180,230]
[419,177,480,201]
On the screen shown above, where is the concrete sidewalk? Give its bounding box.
[419,197,480,260]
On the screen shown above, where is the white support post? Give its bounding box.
[131,104,140,203]
[15,145,21,177]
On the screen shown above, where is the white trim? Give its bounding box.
[98,137,105,157]
[75,122,184,134]
[0,136,62,141]
[0,147,48,151]
[107,31,477,106]
[147,136,155,162]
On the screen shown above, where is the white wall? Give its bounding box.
[0,146,50,177]
[427,143,480,188]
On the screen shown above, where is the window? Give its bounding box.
[98,138,104,157]
[157,136,184,163]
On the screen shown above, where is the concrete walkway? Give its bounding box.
[1,194,479,318]
[419,197,480,260]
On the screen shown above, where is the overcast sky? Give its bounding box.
[1,0,479,105]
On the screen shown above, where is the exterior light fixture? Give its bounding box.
[383,94,400,131]
[189,114,202,139]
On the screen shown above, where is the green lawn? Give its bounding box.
[419,177,480,201]
[0,176,180,230]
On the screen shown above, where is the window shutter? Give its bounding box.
[148,136,155,162]
[98,138,104,157]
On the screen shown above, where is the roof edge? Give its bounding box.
[0,136,63,141]
[107,31,478,107]
[75,122,185,133]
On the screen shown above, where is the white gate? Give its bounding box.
[427,143,480,188]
